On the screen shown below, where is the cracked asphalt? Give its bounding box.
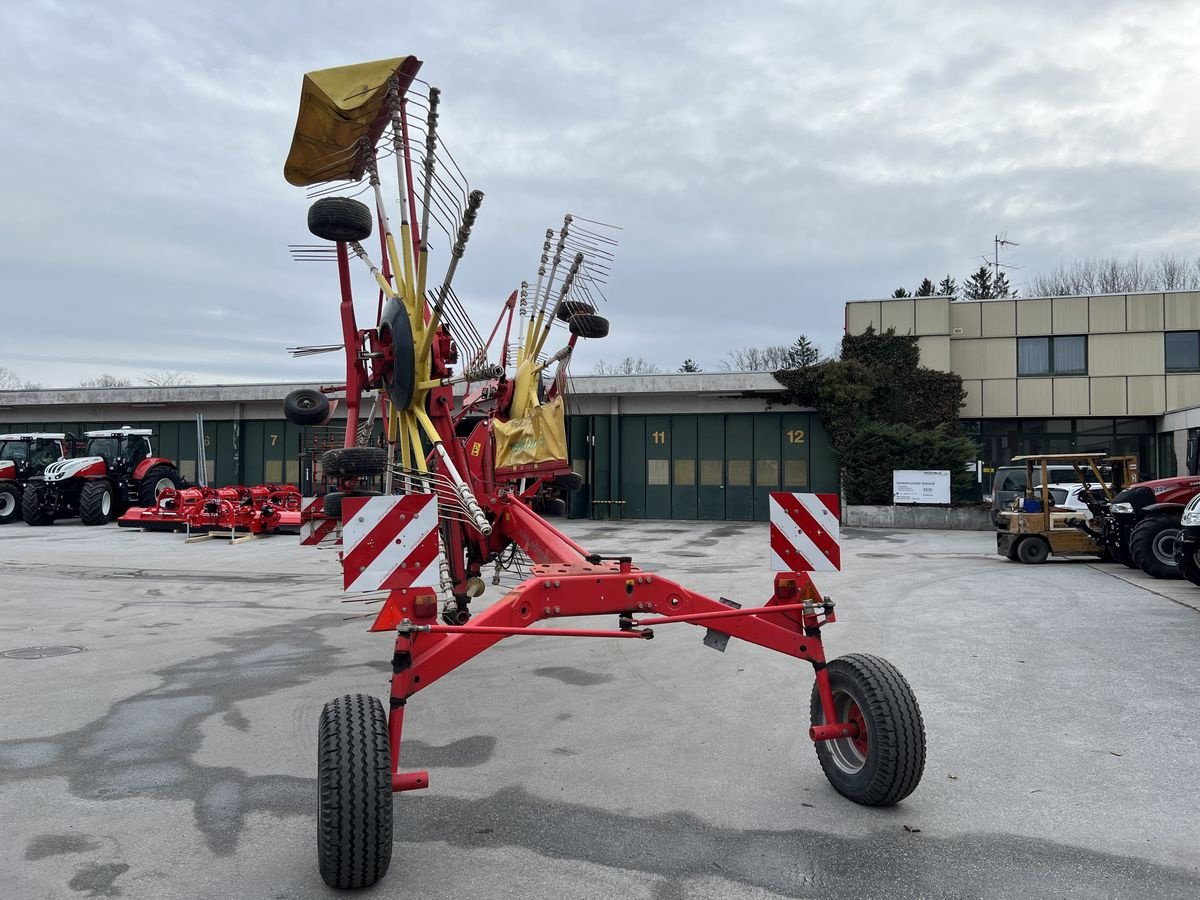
[1,519,1198,898]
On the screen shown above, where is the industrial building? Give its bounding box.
[0,374,837,522]
[845,291,1200,477]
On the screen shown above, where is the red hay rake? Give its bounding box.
[281,57,926,891]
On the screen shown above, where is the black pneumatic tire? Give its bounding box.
[1016,537,1050,564]
[551,471,584,493]
[0,484,20,524]
[321,447,388,478]
[80,480,115,526]
[556,300,595,322]
[284,389,332,426]
[810,654,926,806]
[137,465,183,507]
[317,694,393,890]
[322,490,382,519]
[1130,516,1183,579]
[308,197,373,243]
[568,313,609,340]
[21,480,53,526]
[1175,544,1200,588]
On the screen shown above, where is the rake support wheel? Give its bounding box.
[317,694,392,890]
[283,389,332,426]
[321,447,388,478]
[568,313,609,339]
[308,197,373,243]
[810,654,925,806]
[556,299,595,322]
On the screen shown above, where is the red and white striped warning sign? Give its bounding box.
[769,492,841,572]
[299,496,338,546]
[340,494,440,593]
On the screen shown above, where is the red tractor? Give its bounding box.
[1105,474,1200,578]
[0,432,73,524]
[22,427,183,526]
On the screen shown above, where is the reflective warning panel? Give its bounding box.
[340,494,440,592]
[768,492,841,572]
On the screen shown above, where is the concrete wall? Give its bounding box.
[844,505,993,531]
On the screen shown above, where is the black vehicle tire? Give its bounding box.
[1004,541,1020,561]
[810,654,925,806]
[321,447,388,478]
[80,479,116,526]
[308,197,373,244]
[317,694,393,890]
[531,496,566,517]
[21,480,53,526]
[1112,538,1137,568]
[137,465,183,507]
[551,471,584,493]
[556,300,595,322]
[0,483,20,524]
[323,490,382,519]
[1176,544,1200,588]
[284,389,332,426]
[1130,516,1183,579]
[1016,536,1050,564]
[568,313,609,340]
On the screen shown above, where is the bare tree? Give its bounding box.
[77,374,132,388]
[593,357,662,375]
[143,369,195,387]
[1027,253,1200,296]
[0,367,42,390]
[719,345,793,371]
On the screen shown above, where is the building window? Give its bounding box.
[1017,335,1087,376]
[1165,331,1200,372]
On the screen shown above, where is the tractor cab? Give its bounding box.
[84,428,153,475]
[0,433,71,479]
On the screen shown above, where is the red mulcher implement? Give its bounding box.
[282,57,926,891]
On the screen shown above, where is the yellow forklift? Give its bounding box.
[995,453,1139,564]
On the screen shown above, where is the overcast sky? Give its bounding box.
[3,0,1199,388]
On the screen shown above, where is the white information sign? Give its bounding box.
[893,470,951,505]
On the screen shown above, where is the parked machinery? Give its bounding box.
[1105,474,1200,578]
[22,426,182,526]
[282,57,926,891]
[0,432,73,524]
[995,453,1137,564]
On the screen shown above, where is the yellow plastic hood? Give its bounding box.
[283,56,423,186]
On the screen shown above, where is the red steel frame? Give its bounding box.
[310,86,862,797]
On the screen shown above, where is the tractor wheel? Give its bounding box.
[1113,539,1138,569]
[1175,545,1200,588]
[567,314,609,340]
[809,654,925,806]
[532,496,567,517]
[283,389,332,426]
[1130,516,1183,579]
[551,471,584,493]
[137,465,183,507]
[317,694,393,890]
[21,480,53,526]
[1016,536,1050,564]
[80,480,116,526]
[556,300,595,322]
[321,447,388,478]
[0,484,20,524]
[308,197,373,243]
[323,490,382,519]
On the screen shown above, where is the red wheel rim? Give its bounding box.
[846,701,868,756]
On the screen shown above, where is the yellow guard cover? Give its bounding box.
[494,396,569,470]
[283,56,422,186]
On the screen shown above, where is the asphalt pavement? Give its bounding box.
[1,518,1198,899]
